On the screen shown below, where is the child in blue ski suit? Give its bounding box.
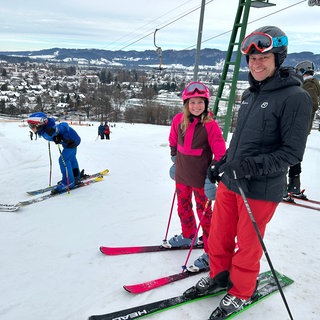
[27,112,81,194]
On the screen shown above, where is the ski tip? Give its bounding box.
[99,246,107,254]
[123,285,135,293]
[101,169,109,175]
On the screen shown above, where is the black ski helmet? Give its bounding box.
[295,60,315,76]
[242,26,288,67]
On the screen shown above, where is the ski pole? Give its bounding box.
[181,199,210,271]
[48,141,52,186]
[233,170,294,320]
[58,144,70,194]
[162,190,176,245]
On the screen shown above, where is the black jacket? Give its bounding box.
[221,67,312,202]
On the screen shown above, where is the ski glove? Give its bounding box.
[221,157,262,179]
[53,134,62,144]
[207,155,227,184]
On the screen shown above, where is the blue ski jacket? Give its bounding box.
[38,118,81,148]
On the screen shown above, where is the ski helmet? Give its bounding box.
[241,26,288,67]
[27,112,48,131]
[182,82,210,103]
[295,60,315,76]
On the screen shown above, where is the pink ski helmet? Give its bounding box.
[182,82,210,103]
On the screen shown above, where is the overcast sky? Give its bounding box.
[1,0,320,53]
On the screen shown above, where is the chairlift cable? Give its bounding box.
[108,1,195,48]
[118,0,214,51]
[184,0,308,50]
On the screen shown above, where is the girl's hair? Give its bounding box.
[180,98,212,135]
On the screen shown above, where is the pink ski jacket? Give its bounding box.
[169,113,226,188]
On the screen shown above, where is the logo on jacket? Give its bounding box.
[261,102,268,109]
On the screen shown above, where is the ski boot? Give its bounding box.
[208,294,247,319]
[51,181,75,195]
[183,270,228,299]
[187,252,210,272]
[163,234,198,248]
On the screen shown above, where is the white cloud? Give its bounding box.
[1,0,320,53]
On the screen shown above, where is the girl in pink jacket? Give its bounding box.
[167,81,226,270]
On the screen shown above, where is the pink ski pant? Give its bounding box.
[176,182,212,252]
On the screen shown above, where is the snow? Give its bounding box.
[1,119,319,320]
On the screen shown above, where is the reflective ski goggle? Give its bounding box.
[241,32,288,55]
[184,82,207,94]
[28,123,43,130]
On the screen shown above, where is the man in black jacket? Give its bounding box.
[183,26,312,319]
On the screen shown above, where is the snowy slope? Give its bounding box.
[0,120,319,320]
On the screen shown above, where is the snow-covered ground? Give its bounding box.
[0,119,319,320]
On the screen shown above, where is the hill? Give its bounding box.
[1,48,320,71]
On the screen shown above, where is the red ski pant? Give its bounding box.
[208,182,278,300]
[176,182,212,252]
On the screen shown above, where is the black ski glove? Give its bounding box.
[207,155,227,184]
[221,157,262,179]
[53,134,62,144]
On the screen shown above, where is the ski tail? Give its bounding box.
[0,204,20,212]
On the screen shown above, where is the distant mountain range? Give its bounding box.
[0,48,319,72]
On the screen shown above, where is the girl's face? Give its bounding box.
[188,97,206,116]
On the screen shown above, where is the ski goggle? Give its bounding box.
[241,32,288,55]
[184,82,207,95]
[28,122,43,130]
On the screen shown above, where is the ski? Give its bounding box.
[89,290,224,320]
[209,271,294,319]
[291,196,320,205]
[288,189,320,205]
[282,199,320,211]
[88,270,293,320]
[123,268,209,294]
[0,204,20,212]
[100,243,204,256]
[0,176,104,212]
[26,169,109,195]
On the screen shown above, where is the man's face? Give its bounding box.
[248,53,276,82]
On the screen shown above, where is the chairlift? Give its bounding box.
[153,29,166,71]
[308,0,320,6]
